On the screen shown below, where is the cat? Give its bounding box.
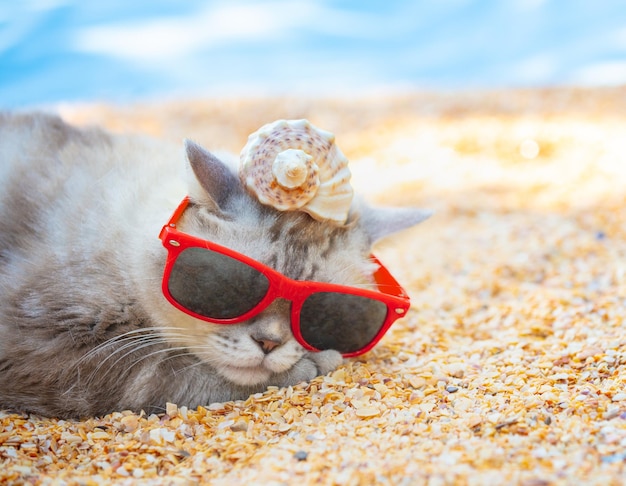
[0,112,429,418]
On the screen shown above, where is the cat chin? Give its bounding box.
[217,363,273,387]
[215,351,302,386]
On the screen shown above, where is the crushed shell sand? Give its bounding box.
[2,88,626,485]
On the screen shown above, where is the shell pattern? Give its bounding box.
[239,119,354,224]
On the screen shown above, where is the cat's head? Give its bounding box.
[155,140,431,387]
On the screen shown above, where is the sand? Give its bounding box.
[2,87,625,485]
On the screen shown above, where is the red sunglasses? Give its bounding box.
[159,197,411,357]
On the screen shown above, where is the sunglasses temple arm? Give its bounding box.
[370,255,410,300]
[159,196,191,241]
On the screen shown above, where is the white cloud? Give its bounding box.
[71,0,412,65]
[72,1,319,63]
[571,61,626,86]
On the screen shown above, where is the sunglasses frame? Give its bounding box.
[159,196,411,357]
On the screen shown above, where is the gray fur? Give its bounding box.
[0,112,429,418]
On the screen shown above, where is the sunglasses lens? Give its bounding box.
[168,247,270,319]
[299,292,388,354]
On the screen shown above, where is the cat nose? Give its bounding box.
[253,337,283,354]
[250,307,290,354]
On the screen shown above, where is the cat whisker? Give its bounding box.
[175,356,212,375]
[79,332,188,382]
[344,282,378,289]
[80,328,212,387]
[186,349,231,368]
[118,346,211,381]
[77,327,169,362]
[82,336,168,387]
[77,326,194,364]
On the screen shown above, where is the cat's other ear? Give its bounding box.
[357,199,432,244]
[184,139,241,210]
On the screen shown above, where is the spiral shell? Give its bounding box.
[239,119,353,224]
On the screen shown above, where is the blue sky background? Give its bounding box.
[1,0,626,108]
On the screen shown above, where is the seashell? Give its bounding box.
[239,119,353,224]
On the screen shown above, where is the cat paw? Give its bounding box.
[272,350,343,387]
[307,349,343,376]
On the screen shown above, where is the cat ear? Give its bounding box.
[358,200,432,244]
[184,139,241,209]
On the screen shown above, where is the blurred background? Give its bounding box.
[1,0,625,108]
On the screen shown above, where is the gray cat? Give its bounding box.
[0,112,428,418]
